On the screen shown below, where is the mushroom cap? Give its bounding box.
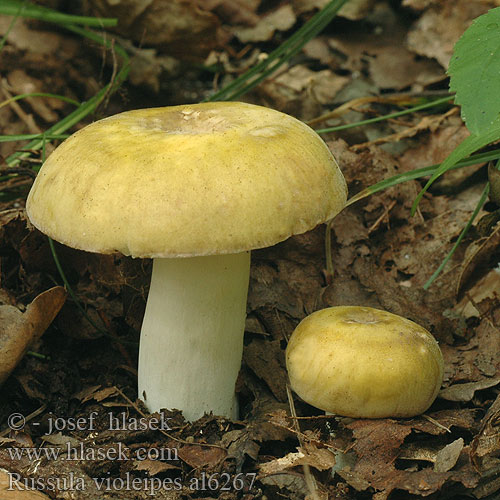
[26,102,347,258]
[286,306,444,418]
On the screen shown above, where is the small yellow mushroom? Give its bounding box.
[286,306,444,418]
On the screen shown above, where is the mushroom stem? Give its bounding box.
[138,252,250,421]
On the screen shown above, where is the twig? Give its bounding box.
[286,384,321,500]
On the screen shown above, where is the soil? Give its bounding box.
[0,1,499,499]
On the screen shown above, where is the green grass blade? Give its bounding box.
[315,96,453,134]
[411,128,500,215]
[47,237,108,335]
[0,133,69,143]
[0,0,24,51]
[5,25,129,167]
[0,0,117,27]
[206,0,350,102]
[346,149,500,207]
[423,183,490,289]
[0,92,80,110]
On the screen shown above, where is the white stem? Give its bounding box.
[138,252,250,421]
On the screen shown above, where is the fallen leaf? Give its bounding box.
[132,459,179,475]
[0,287,66,384]
[0,18,62,55]
[86,0,223,59]
[244,339,287,402]
[260,443,335,475]
[336,418,478,499]
[439,379,500,402]
[42,432,81,449]
[293,0,375,20]
[407,1,490,68]
[177,445,226,469]
[72,385,120,404]
[433,438,464,472]
[456,224,500,300]
[233,5,296,43]
[471,393,500,469]
[0,468,51,499]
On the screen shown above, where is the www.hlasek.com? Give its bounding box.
[7,441,177,462]
[8,471,257,495]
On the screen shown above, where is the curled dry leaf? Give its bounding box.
[406,0,491,68]
[132,458,179,475]
[439,378,500,402]
[233,5,296,42]
[471,393,500,469]
[0,468,50,499]
[456,223,500,300]
[177,445,226,469]
[72,385,120,404]
[0,286,66,384]
[86,0,222,59]
[259,443,335,475]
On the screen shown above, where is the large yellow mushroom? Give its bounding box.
[286,306,444,418]
[26,102,347,421]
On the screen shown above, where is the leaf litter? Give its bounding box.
[1,0,500,499]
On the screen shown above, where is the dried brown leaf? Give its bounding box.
[439,379,500,402]
[177,444,226,469]
[434,438,464,472]
[42,432,81,449]
[293,0,375,20]
[407,1,490,68]
[0,18,61,55]
[233,5,296,42]
[457,224,500,300]
[0,468,50,499]
[244,339,287,402]
[260,443,335,475]
[72,385,121,404]
[132,458,179,475]
[442,318,500,383]
[471,393,500,468]
[0,286,66,384]
[337,418,477,499]
[86,0,222,59]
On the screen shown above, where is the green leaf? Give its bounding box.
[448,7,500,135]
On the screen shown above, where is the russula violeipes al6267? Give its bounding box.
[286,306,444,418]
[26,102,347,421]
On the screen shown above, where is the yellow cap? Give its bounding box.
[26,102,347,257]
[286,306,444,418]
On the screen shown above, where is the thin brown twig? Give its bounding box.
[0,404,47,437]
[367,199,397,234]
[0,80,42,134]
[286,383,321,500]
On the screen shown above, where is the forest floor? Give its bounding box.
[0,1,499,499]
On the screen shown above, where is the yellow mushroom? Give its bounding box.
[26,102,347,421]
[286,306,444,418]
